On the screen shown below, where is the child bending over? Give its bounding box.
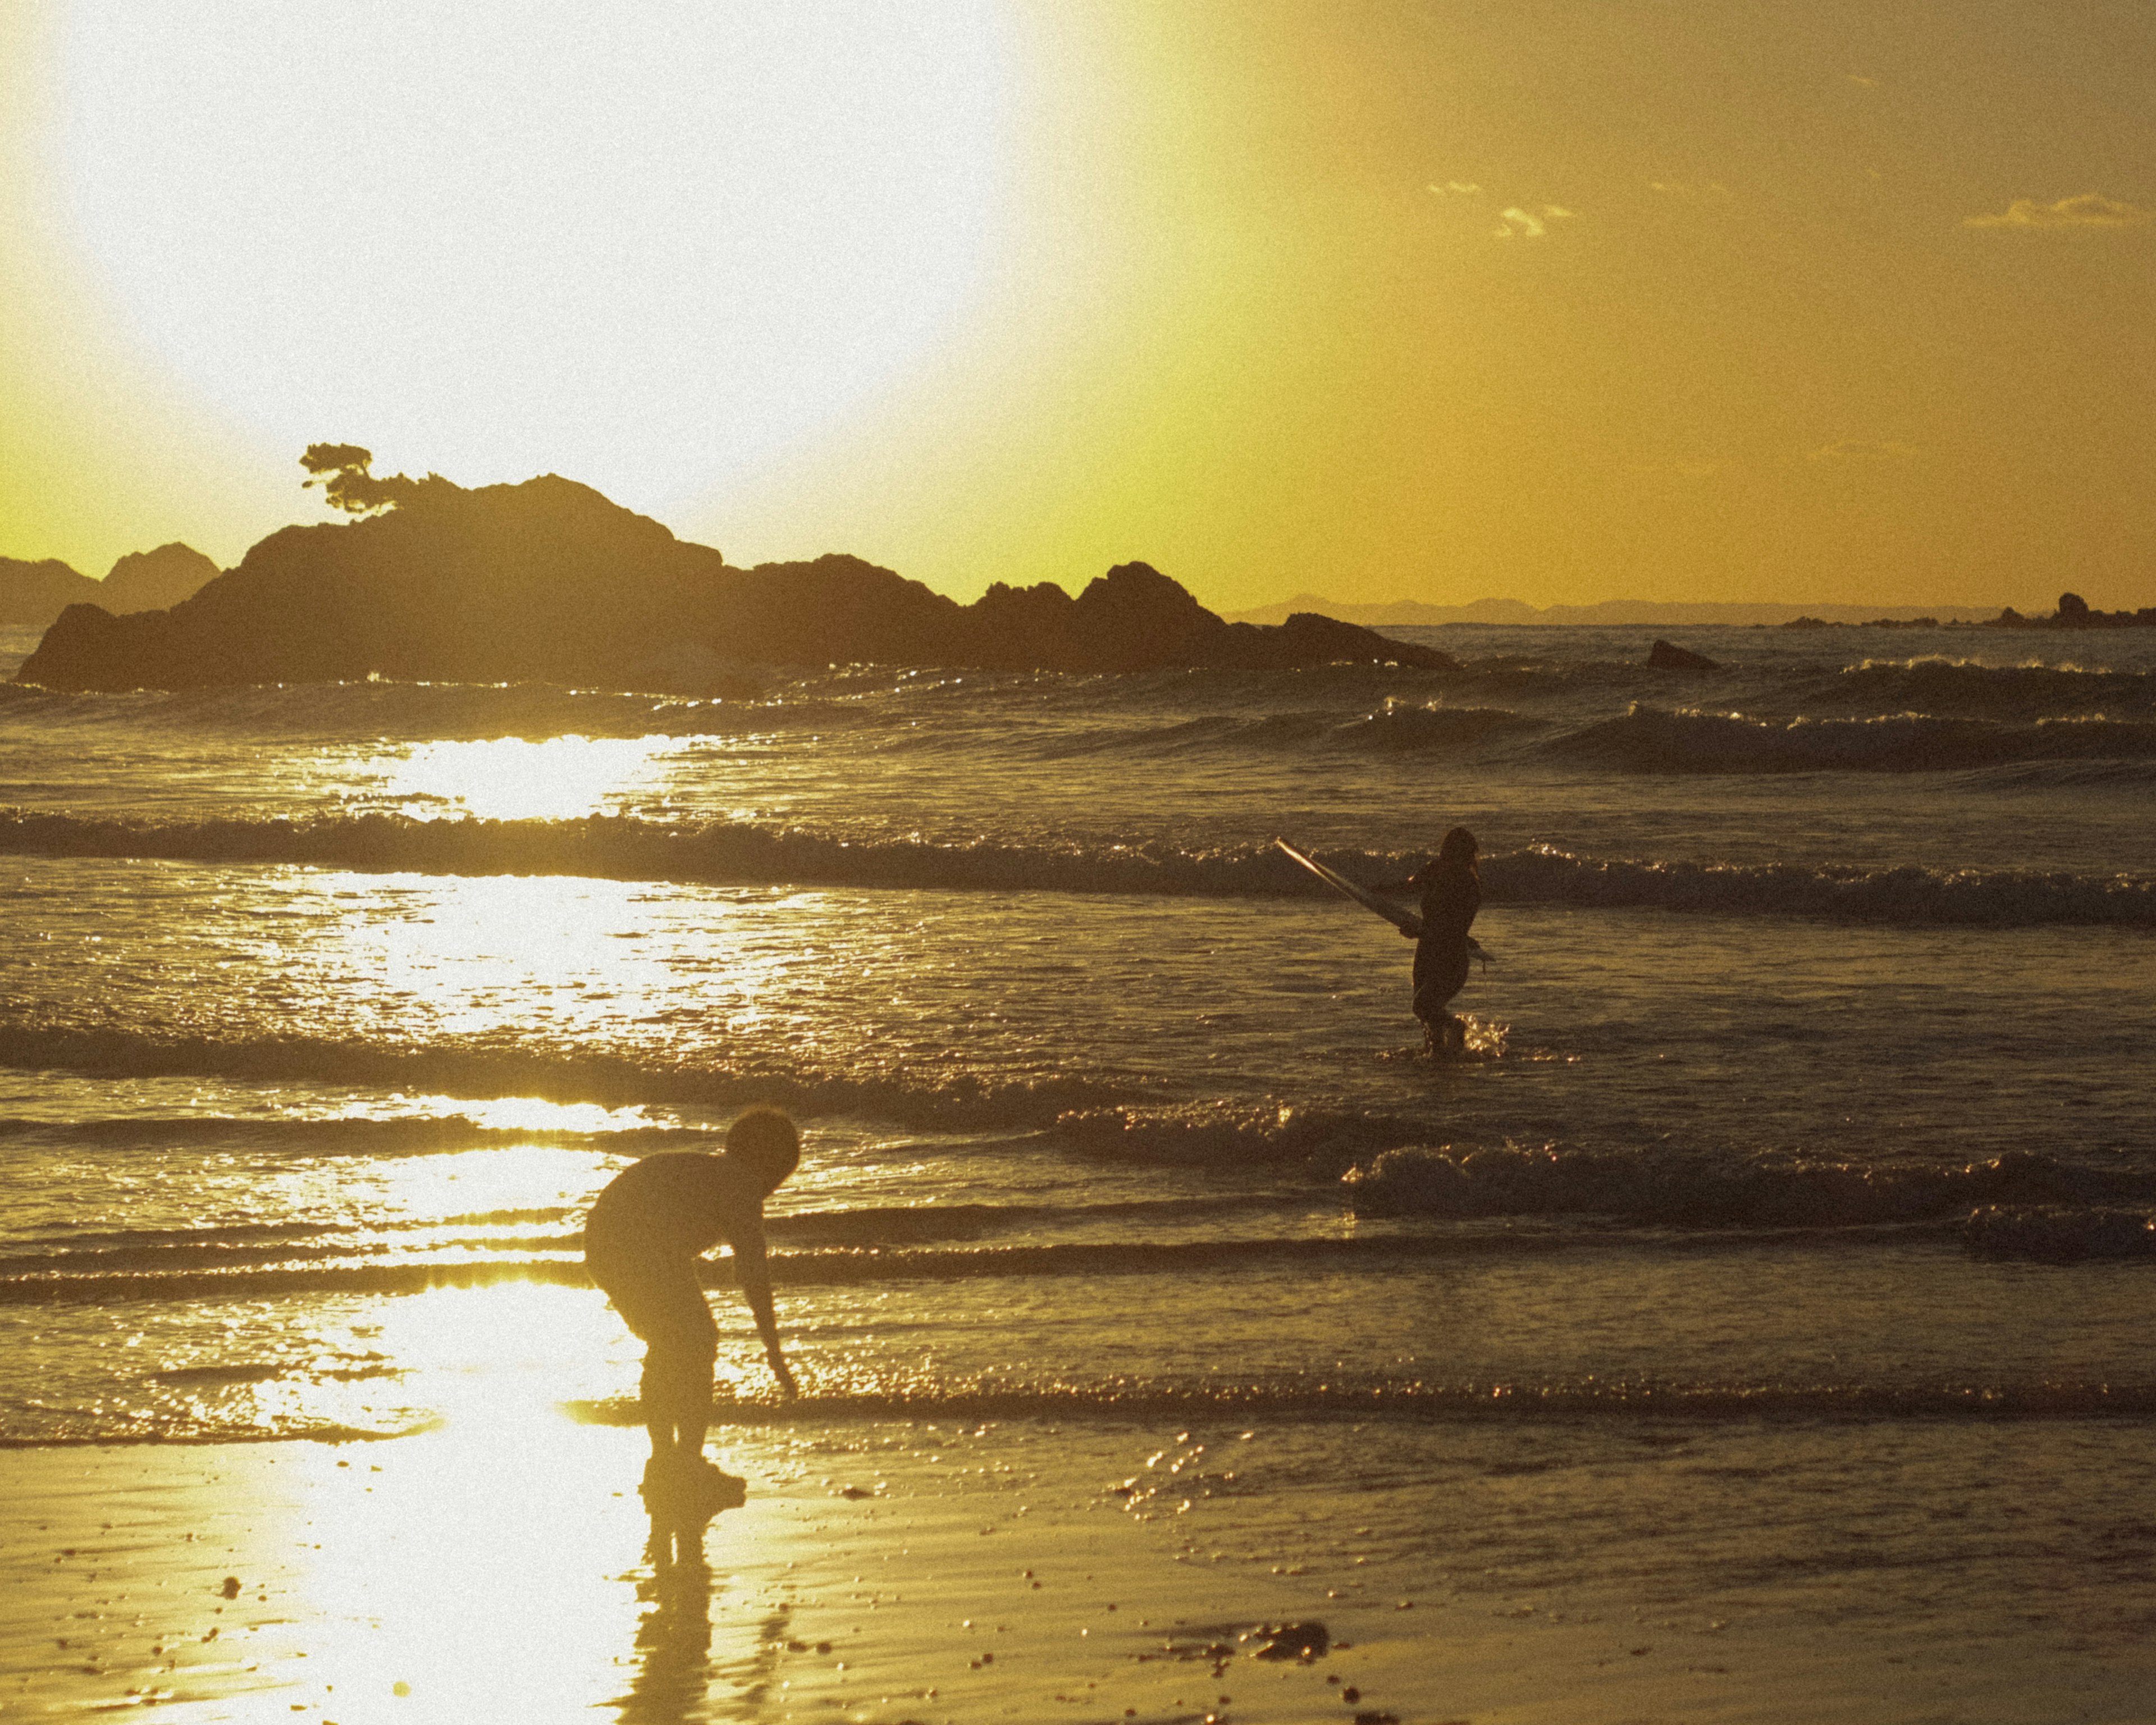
[584,1106,801,1502]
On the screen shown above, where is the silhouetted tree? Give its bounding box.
[300,444,451,515]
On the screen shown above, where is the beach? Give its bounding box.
[14,0,2156,1710]
[8,1395,2155,1723]
[5,619,2156,1721]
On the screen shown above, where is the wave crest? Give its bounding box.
[7,812,2150,926]
[1345,1143,2156,1230]
[1833,656,2156,719]
[1560,703,2156,774]
[1492,844,2156,926]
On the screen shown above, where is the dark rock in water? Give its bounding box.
[22,474,717,691]
[1646,637,1719,670]
[17,468,1450,690]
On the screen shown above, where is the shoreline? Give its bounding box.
[2,1418,1441,1724]
[6,1413,2152,1723]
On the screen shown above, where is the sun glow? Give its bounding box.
[56,1,1015,513]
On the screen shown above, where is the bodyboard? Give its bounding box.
[1275,838,1424,938]
[1274,838,1494,962]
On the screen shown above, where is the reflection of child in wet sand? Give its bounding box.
[584,1107,801,1506]
[1378,826,1481,1053]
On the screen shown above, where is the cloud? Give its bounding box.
[1494,204,1577,239]
[1847,74,1878,88]
[1647,179,1731,200]
[1964,193,2155,229]
[1807,439,1916,464]
[1426,180,1483,195]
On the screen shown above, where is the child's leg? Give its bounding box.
[1413,950,1472,1055]
[639,1326,718,1461]
[596,1252,718,1466]
[642,1259,719,1464]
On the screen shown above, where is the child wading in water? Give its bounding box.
[584,1106,801,1508]
[1378,826,1482,1053]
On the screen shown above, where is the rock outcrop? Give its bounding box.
[1646,638,1719,670]
[2,545,221,627]
[17,472,1446,691]
[1985,592,2156,629]
[0,558,93,627]
[99,544,223,614]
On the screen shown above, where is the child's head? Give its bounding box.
[725,1106,801,1196]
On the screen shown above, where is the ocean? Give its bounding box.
[4,619,2155,1712]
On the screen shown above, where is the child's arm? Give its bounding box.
[733,1234,799,1396]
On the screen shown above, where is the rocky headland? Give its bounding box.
[1,542,220,628]
[1980,592,2156,629]
[17,458,1445,691]
[1780,592,2156,631]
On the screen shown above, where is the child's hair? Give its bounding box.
[725,1106,801,1191]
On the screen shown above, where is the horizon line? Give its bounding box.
[1221,592,2047,625]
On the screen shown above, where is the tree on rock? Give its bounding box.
[299,444,453,515]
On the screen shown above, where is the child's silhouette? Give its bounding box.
[1377,826,1481,1053]
[584,1106,801,1505]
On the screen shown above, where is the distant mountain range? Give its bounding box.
[1223,594,2016,628]
[0,544,221,627]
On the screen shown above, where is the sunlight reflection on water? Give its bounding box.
[372,735,686,820]
[386,1094,660,1137]
[346,872,794,1043]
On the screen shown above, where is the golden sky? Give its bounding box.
[5,1,2153,611]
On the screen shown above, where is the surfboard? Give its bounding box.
[1275,838,1424,937]
[1274,837,1493,962]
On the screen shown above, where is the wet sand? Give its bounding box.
[3,1416,2148,1723]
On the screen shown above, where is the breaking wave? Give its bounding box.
[6,812,2150,925]
[0,1021,1134,1133]
[0,1026,1431,1176]
[11,1153,2154,1308]
[0,1231,1572,1307]
[1490,843,2156,925]
[1559,704,2156,774]
[1345,1142,2156,1234]
[1829,657,2156,720]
